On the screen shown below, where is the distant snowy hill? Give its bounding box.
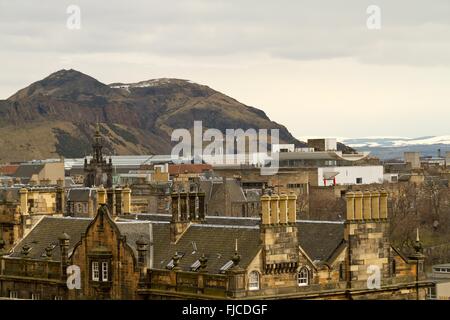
[340,136,450,160]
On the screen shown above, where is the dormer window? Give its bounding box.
[248,271,260,291]
[92,261,100,281]
[101,262,109,282]
[297,267,310,286]
[91,259,110,282]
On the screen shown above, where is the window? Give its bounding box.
[138,253,145,265]
[391,259,396,275]
[54,296,63,300]
[101,262,109,282]
[248,271,260,291]
[31,293,40,300]
[297,267,309,286]
[427,287,437,300]
[92,261,100,281]
[356,177,363,184]
[339,263,345,281]
[9,291,18,299]
[77,203,83,213]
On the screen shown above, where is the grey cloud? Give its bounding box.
[0,0,450,65]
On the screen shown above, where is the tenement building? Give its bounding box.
[0,186,65,251]
[0,190,433,299]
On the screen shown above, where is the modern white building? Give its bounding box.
[316,165,384,186]
[427,263,450,300]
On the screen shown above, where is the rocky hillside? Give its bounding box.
[0,69,349,162]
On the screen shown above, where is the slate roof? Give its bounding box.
[6,211,344,272]
[67,188,96,202]
[8,216,92,261]
[0,187,20,202]
[296,221,345,261]
[118,213,345,263]
[154,224,260,273]
[12,164,44,178]
[116,221,155,264]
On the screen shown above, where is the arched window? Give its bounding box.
[297,267,309,286]
[248,271,260,291]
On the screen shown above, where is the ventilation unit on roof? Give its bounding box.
[190,260,201,271]
[191,241,197,254]
[219,260,234,273]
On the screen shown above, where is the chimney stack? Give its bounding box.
[122,187,131,214]
[287,192,297,224]
[170,190,205,243]
[344,189,391,288]
[279,194,288,224]
[260,192,299,276]
[270,194,280,224]
[354,191,363,220]
[363,190,372,220]
[59,232,70,280]
[97,186,107,206]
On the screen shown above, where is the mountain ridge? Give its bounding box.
[0,69,315,162]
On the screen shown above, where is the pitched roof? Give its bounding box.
[118,213,345,263]
[116,221,155,261]
[67,188,96,202]
[0,187,20,202]
[7,216,92,261]
[296,221,345,261]
[152,224,260,274]
[12,164,44,178]
[0,165,19,175]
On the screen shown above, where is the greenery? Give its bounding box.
[53,128,91,157]
[108,123,139,145]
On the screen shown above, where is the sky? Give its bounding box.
[0,0,449,139]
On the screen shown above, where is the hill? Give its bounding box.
[0,69,348,162]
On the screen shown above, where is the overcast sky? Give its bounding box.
[1,0,449,139]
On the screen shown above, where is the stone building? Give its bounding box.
[66,188,98,217]
[0,186,65,251]
[12,161,65,186]
[129,182,171,214]
[0,216,91,299]
[0,189,433,300]
[199,177,260,217]
[83,123,113,188]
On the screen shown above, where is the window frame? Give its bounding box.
[31,293,41,300]
[297,267,310,287]
[101,261,109,282]
[248,271,260,291]
[92,261,100,281]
